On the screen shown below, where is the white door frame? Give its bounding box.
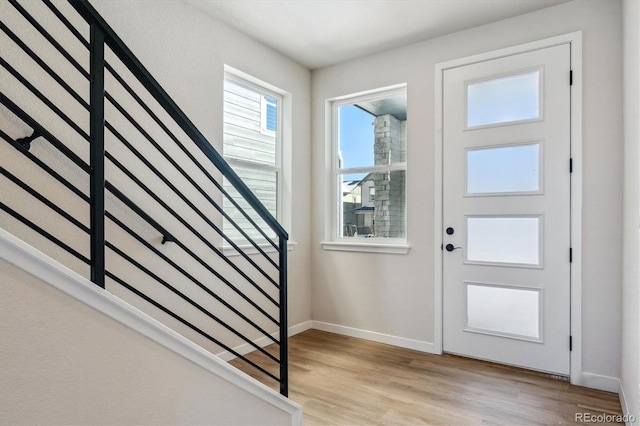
[434,32,583,384]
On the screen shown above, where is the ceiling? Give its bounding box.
[185,0,570,70]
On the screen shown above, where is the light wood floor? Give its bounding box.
[230,329,623,425]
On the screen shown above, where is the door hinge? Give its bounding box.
[570,70,573,86]
[570,158,573,173]
[569,248,573,263]
[570,335,573,351]
[440,243,443,251]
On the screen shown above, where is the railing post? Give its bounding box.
[89,21,105,288]
[279,236,288,397]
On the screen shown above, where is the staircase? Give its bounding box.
[0,0,291,413]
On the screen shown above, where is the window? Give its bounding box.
[222,74,282,243]
[261,96,277,135]
[466,70,541,129]
[328,85,408,249]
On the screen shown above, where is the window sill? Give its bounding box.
[223,240,297,257]
[320,240,410,255]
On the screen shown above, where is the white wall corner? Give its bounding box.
[312,321,437,354]
[617,379,637,426]
[289,320,314,336]
[578,372,621,394]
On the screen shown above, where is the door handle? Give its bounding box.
[445,243,462,252]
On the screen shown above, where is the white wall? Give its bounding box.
[311,0,623,385]
[0,258,294,425]
[621,0,640,420]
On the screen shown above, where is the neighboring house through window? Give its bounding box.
[327,85,408,250]
[222,72,284,244]
[261,96,277,135]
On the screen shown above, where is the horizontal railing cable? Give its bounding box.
[0,22,90,111]
[104,175,279,325]
[0,201,90,264]
[104,91,280,286]
[104,61,280,259]
[105,269,280,383]
[0,130,89,203]
[103,122,280,304]
[42,0,90,49]
[105,210,279,345]
[1,59,90,142]
[8,0,90,80]
[0,167,89,234]
[104,240,279,363]
[105,176,279,325]
[0,93,90,173]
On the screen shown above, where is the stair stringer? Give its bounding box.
[0,227,302,425]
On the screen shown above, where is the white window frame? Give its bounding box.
[222,67,293,255]
[321,84,410,254]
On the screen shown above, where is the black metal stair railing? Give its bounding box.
[0,0,288,396]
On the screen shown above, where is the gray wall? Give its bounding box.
[311,0,623,387]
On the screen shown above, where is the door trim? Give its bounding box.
[434,32,583,384]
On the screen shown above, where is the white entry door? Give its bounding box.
[442,44,571,375]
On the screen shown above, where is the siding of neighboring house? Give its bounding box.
[222,79,278,241]
[342,181,361,236]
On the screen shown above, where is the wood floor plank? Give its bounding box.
[230,330,623,425]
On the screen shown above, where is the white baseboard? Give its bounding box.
[217,320,313,362]
[580,372,621,393]
[289,320,313,336]
[311,320,437,354]
[619,379,630,426]
[618,379,640,426]
[219,319,436,358]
